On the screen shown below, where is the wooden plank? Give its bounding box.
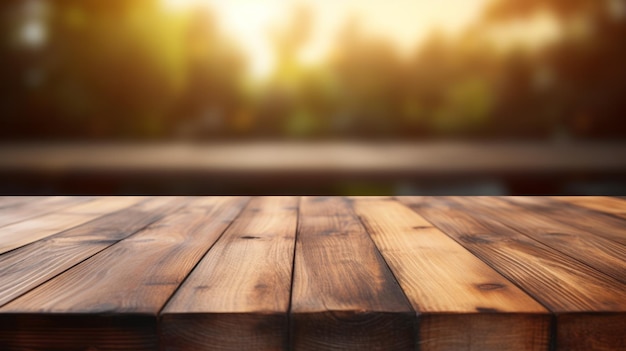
[0,314,157,351]
[59,196,146,215]
[0,196,94,228]
[161,196,298,351]
[557,313,626,351]
[400,196,626,351]
[503,196,626,246]
[450,197,626,284]
[0,197,188,308]
[552,196,626,220]
[0,196,40,209]
[0,196,145,254]
[290,197,415,351]
[0,196,248,351]
[351,198,549,351]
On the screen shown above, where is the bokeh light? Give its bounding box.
[0,0,625,194]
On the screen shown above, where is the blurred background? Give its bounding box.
[0,0,625,195]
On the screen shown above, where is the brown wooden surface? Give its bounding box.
[504,196,626,246]
[0,197,188,309]
[399,196,626,351]
[161,197,295,351]
[451,197,626,284]
[552,196,626,219]
[0,196,144,255]
[0,196,94,229]
[0,196,624,350]
[291,197,414,350]
[352,198,549,351]
[0,197,247,350]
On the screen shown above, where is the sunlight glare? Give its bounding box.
[162,0,281,79]
[206,0,282,80]
[162,0,196,12]
[162,0,495,79]
[488,11,563,51]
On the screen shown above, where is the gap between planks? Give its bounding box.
[0,196,624,351]
[0,197,245,350]
[398,196,626,351]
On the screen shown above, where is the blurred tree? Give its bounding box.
[261,5,317,138]
[0,0,55,139]
[172,8,246,139]
[431,77,494,136]
[329,17,403,138]
[490,50,552,137]
[483,0,596,21]
[271,5,312,82]
[483,0,626,139]
[46,0,188,138]
[1,0,624,141]
[404,30,454,137]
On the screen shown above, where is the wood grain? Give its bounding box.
[352,198,549,351]
[0,196,93,228]
[0,196,624,350]
[0,314,157,351]
[451,197,626,284]
[0,196,247,351]
[0,196,145,254]
[0,196,39,209]
[503,196,626,246]
[419,314,550,351]
[557,313,626,351]
[552,196,626,220]
[400,196,626,351]
[161,196,297,351]
[291,197,415,351]
[0,197,188,307]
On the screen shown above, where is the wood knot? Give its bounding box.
[477,283,505,291]
[241,235,261,240]
[412,226,430,230]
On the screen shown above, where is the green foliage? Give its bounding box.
[431,78,494,135]
[47,1,189,137]
[1,0,625,140]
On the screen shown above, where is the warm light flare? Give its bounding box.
[486,11,563,51]
[161,0,492,79]
[161,0,199,12]
[162,0,285,79]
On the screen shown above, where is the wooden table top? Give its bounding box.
[0,196,624,351]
